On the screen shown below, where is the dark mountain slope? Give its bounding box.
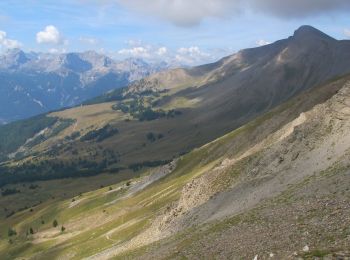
[1,26,350,189]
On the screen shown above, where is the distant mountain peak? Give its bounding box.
[0,48,30,69]
[293,25,335,41]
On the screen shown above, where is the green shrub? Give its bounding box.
[53,219,58,228]
[1,188,20,196]
[8,228,17,237]
[80,124,119,142]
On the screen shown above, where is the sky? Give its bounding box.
[0,0,349,65]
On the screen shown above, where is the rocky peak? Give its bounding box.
[292,25,335,42]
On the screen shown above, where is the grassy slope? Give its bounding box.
[0,75,348,259]
[122,162,350,260]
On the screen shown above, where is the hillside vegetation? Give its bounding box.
[1,26,350,218]
[0,74,350,259]
[1,26,350,259]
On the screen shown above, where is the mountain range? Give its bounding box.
[1,26,350,259]
[0,49,169,123]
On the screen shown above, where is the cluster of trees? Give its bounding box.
[80,124,119,142]
[111,90,182,122]
[7,218,66,244]
[84,84,170,106]
[1,188,20,196]
[114,99,182,122]
[64,131,81,141]
[8,227,17,237]
[128,159,171,172]
[146,132,164,143]
[0,144,121,187]
[0,159,111,187]
[28,184,40,190]
[51,220,66,232]
[137,108,167,121]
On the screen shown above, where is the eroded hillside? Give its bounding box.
[1,74,350,259]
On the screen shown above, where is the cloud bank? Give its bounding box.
[0,31,21,49]
[115,0,350,27]
[117,0,238,27]
[116,42,224,66]
[251,0,350,18]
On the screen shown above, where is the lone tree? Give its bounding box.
[29,227,34,234]
[8,228,17,237]
[61,226,66,232]
[146,132,156,142]
[53,219,58,228]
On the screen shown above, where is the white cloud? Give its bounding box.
[256,39,271,46]
[113,0,350,27]
[0,31,21,49]
[156,47,167,56]
[118,45,168,61]
[118,46,151,58]
[79,36,99,45]
[116,41,231,66]
[36,25,63,45]
[116,0,238,27]
[48,48,67,54]
[344,29,350,38]
[178,46,204,55]
[175,46,211,65]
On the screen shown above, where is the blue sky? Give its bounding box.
[0,0,349,65]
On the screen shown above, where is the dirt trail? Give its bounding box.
[105,160,177,206]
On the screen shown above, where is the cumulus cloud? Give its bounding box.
[175,46,211,65]
[116,42,222,66]
[156,47,167,56]
[118,45,168,59]
[48,48,67,54]
[113,0,350,27]
[256,39,270,46]
[344,29,350,38]
[36,25,63,44]
[0,31,21,49]
[118,46,151,58]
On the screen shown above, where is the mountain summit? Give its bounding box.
[292,25,336,42]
